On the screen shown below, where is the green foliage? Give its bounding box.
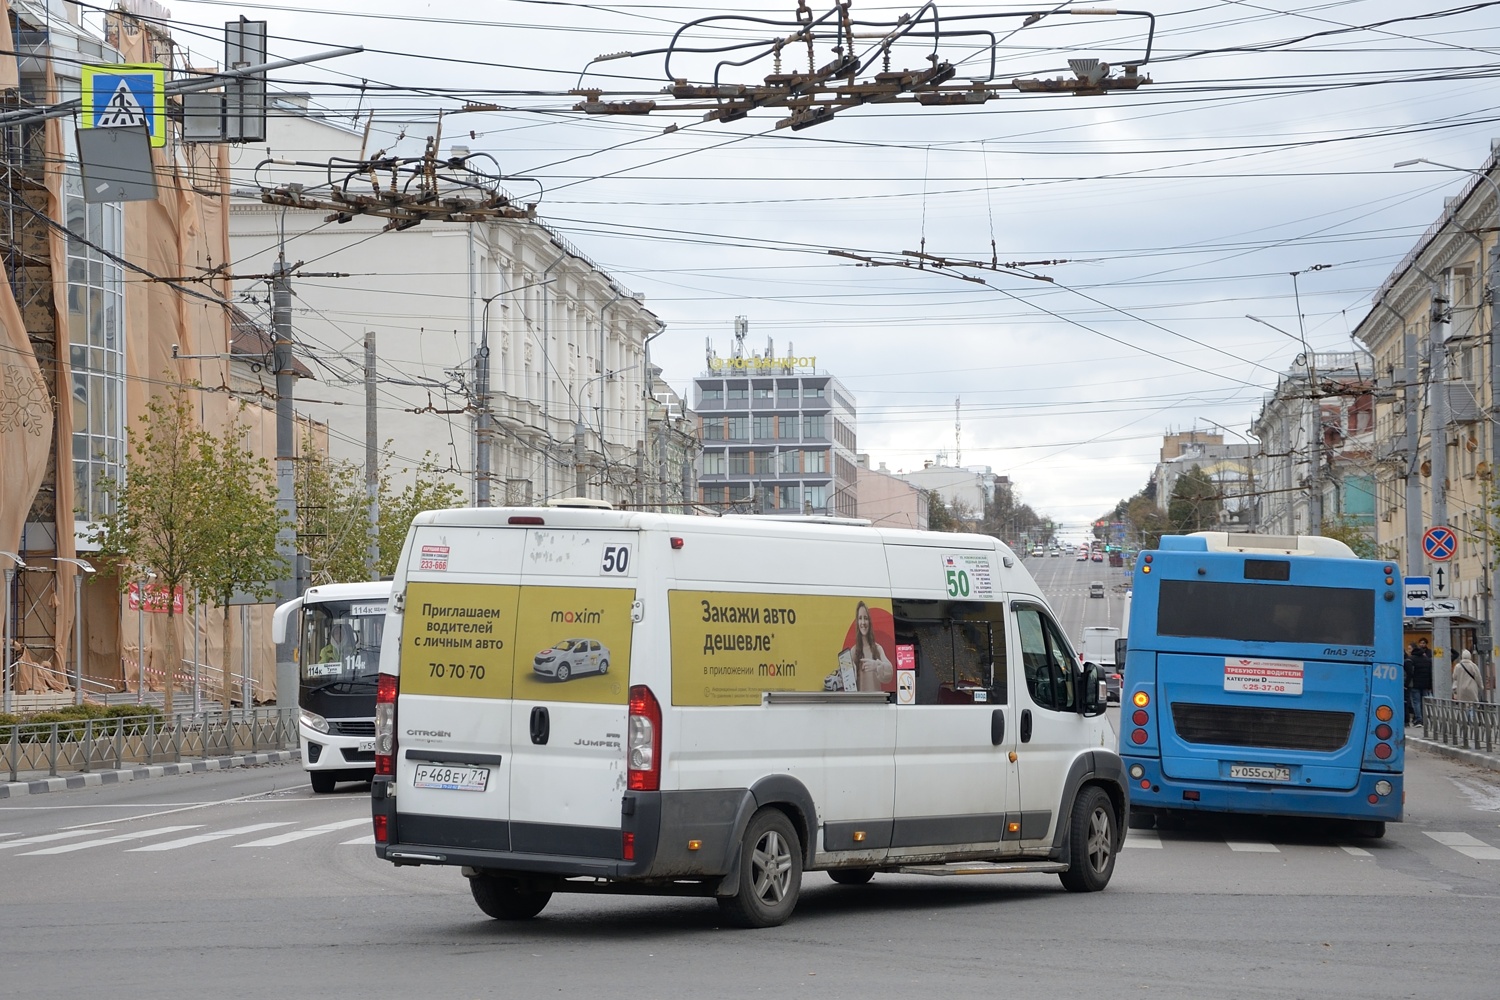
[1167,465,1221,534]
[0,704,162,741]
[1321,515,1376,560]
[297,439,465,583]
[926,491,959,532]
[1099,478,1168,551]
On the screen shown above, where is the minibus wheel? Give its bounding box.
[827,868,875,886]
[470,875,552,920]
[1059,786,1116,892]
[719,808,803,928]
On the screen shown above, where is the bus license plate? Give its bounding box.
[1230,764,1290,782]
[357,739,375,752]
[413,764,490,792]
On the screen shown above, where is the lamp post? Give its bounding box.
[52,558,94,706]
[573,368,622,498]
[136,569,155,706]
[1197,418,1259,532]
[474,278,558,506]
[1397,158,1500,699]
[1,550,25,715]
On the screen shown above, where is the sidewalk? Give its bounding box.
[0,749,301,800]
[1406,726,1500,774]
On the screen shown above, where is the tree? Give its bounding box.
[1321,514,1375,559]
[197,408,286,716]
[927,490,958,532]
[297,439,465,583]
[91,389,285,715]
[1167,465,1221,534]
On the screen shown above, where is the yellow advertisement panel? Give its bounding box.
[670,591,897,706]
[513,586,636,705]
[399,582,519,699]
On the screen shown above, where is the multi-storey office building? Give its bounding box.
[693,352,858,516]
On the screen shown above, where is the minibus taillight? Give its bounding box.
[374,672,398,777]
[627,685,662,792]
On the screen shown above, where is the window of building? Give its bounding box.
[701,451,726,475]
[729,483,752,503]
[753,384,773,399]
[803,385,825,398]
[805,484,827,509]
[779,486,802,509]
[777,415,799,440]
[728,451,749,475]
[702,418,725,441]
[778,385,799,400]
[833,419,856,451]
[803,450,826,473]
[726,382,749,401]
[700,387,724,402]
[753,415,775,439]
[727,416,749,440]
[751,450,775,474]
[802,414,826,439]
[778,450,800,474]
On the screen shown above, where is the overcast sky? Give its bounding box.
[138,0,1500,534]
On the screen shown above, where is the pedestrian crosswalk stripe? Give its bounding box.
[340,834,375,845]
[1124,830,1161,849]
[1340,845,1372,857]
[1424,831,1500,860]
[1225,841,1279,853]
[0,828,111,850]
[127,822,293,852]
[19,825,201,855]
[235,816,368,848]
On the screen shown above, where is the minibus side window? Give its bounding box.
[1014,605,1077,712]
[893,600,1007,706]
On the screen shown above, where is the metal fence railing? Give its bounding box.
[1423,698,1500,755]
[2,708,297,782]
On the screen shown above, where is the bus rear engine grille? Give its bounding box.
[1171,703,1354,752]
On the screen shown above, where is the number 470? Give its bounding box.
[946,568,970,597]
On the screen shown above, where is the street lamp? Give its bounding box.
[1397,157,1500,698]
[1197,418,1259,532]
[1248,312,1323,533]
[1,550,25,715]
[573,368,624,499]
[474,278,557,506]
[52,558,95,706]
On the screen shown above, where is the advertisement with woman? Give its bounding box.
[829,600,896,693]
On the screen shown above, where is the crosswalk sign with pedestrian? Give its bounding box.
[80,63,165,148]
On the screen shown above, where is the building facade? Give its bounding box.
[1152,432,1255,530]
[899,459,1008,524]
[856,455,929,529]
[228,97,667,509]
[693,346,857,516]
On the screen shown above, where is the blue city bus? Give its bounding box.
[1119,532,1403,836]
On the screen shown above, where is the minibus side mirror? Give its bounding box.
[1078,662,1108,717]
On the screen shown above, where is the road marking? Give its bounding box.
[1424,831,1500,860]
[126,822,293,852]
[235,817,368,848]
[1447,777,1500,812]
[0,828,111,849]
[19,824,201,855]
[1225,841,1279,853]
[1340,845,1373,857]
[340,834,375,845]
[1124,830,1161,849]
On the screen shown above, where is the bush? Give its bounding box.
[2,704,163,741]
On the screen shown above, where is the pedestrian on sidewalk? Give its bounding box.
[1409,638,1433,725]
[1454,649,1482,704]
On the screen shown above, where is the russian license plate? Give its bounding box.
[1230,763,1291,782]
[413,764,490,792]
[357,739,375,752]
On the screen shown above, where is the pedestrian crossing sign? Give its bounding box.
[80,63,165,148]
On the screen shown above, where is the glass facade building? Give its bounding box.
[693,366,858,516]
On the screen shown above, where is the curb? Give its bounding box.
[1407,735,1500,774]
[0,749,302,799]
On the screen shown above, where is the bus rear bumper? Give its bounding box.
[1120,755,1402,822]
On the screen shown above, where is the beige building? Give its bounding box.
[1354,145,1497,694]
[856,455,929,529]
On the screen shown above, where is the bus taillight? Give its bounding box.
[627,685,662,791]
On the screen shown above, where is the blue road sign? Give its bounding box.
[1422,526,1457,562]
[1404,577,1430,618]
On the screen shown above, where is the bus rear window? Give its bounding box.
[1157,580,1373,646]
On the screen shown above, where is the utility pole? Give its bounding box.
[1431,274,1453,700]
[365,333,379,578]
[272,254,299,708]
[1488,240,1500,699]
